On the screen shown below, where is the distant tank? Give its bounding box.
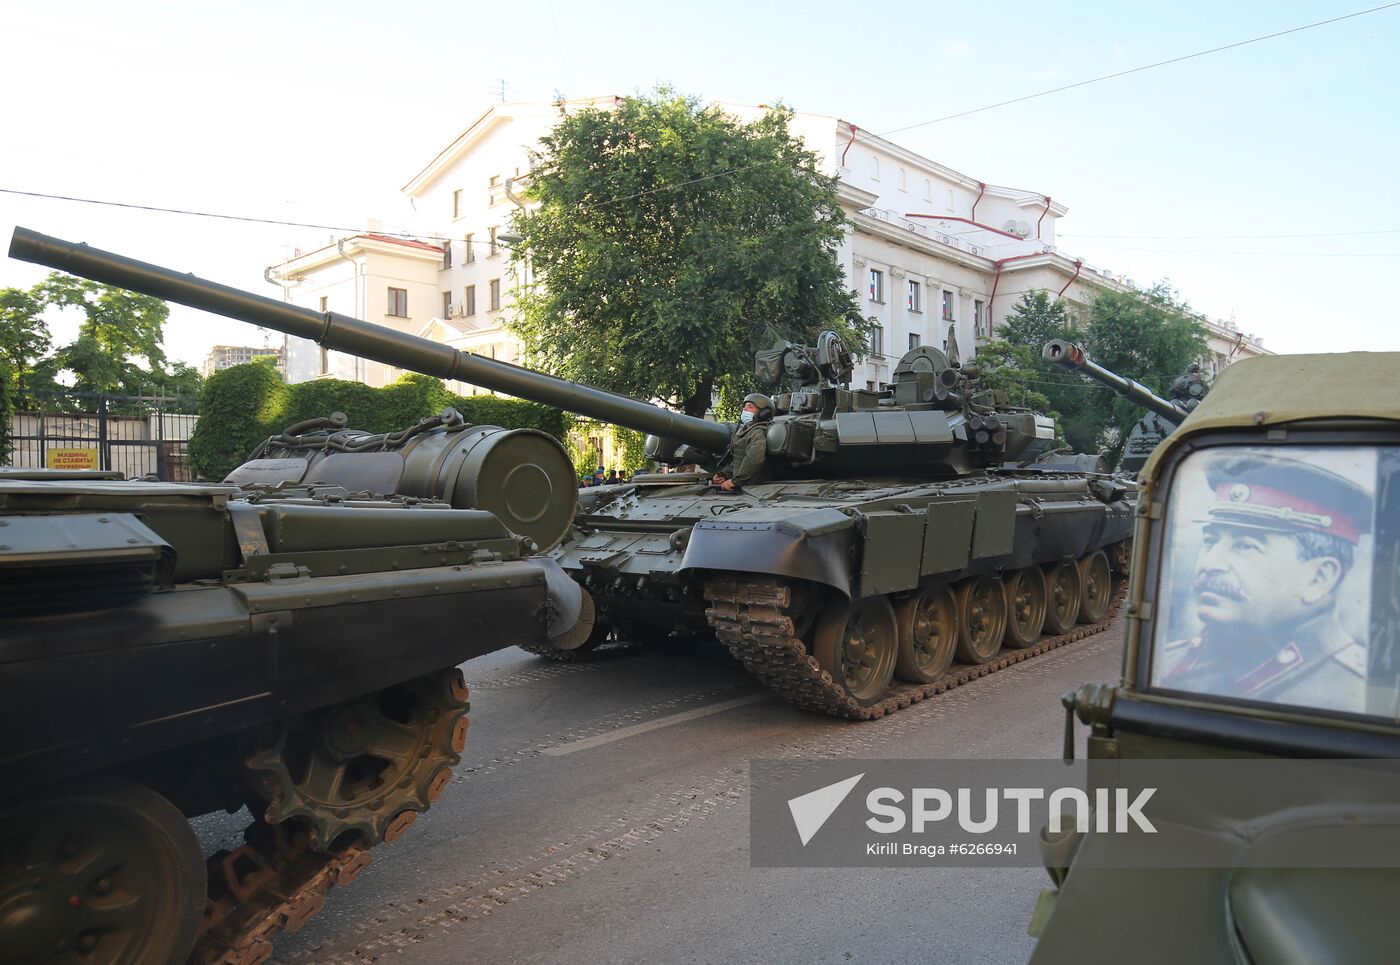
[10,227,1133,728]
[4,228,589,964]
[1042,339,1208,473]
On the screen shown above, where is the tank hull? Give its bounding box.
[555,470,1134,715]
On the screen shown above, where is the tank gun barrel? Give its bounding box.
[9,227,733,453]
[1042,339,1189,426]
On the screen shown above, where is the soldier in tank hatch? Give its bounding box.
[711,393,773,492]
[1157,452,1372,713]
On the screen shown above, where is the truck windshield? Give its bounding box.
[1150,445,1400,719]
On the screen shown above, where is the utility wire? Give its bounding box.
[1063,228,1400,240]
[0,187,437,240]
[878,3,1400,136]
[5,5,1396,237]
[1063,242,1400,257]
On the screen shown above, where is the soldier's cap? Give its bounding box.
[1199,452,1372,545]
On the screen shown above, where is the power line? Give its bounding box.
[0,186,437,240]
[1064,242,1400,257]
[1062,228,1400,241]
[8,5,1398,243]
[415,3,1400,216]
[877,3,1400,136]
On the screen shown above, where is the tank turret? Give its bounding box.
[1042,338,1208,472]
[737,327,1060,478]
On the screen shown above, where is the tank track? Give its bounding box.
[190,671,469,965]
[705,575,1125,720]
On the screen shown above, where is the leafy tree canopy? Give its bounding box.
[509,89,869,418]
[0,272,201,401]
[997,284,1208,462]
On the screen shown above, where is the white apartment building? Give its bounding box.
[272,96,1266,393]
[270,233,446,386]
[200,344,285,379]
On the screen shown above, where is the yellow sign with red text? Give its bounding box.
[48,448,99,470]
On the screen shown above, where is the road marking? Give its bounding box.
[541,693,771,756]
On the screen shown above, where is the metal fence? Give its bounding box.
[6,391,200,481]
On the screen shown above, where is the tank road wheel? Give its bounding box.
[893,584,958,683]
[955,575,1008,665]
[248,668,470,850]
[1077,550,1113,624]
[1003,567,1048,649]
[813,596,898,706]
[0,779,206,965]
[1042,562,1082,635]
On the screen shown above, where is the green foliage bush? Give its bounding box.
[189,366,567,481]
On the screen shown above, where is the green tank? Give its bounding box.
[553,330,1136,718]
[3,229,588,964]
[1042,338,1208,473]
[1029,351,1400,963]
[10,227,1133,728]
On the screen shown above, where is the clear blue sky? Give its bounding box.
[2,0,1397,365]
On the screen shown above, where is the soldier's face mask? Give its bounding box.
[740,410,754,424]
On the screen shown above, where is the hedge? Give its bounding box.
[189,365,569,481]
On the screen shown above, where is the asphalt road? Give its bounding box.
[204,612,1126,965]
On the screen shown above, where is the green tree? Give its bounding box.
[40,274,176,395]
[509,89,868,418]
[997,284,1207,461]
[0,285,55,406]
[0,272,203,402]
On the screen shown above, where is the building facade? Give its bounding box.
[268,97,1266,396]
[200,344,286,379]
[271,233,446,387]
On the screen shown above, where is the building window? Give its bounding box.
[908,333,921,351]
[452,189,463,219]
[907,281,921,312]
[464,284,476,316]
[442,241,452,270]
[318,296,328,313]
[387,287,408,318]
[488,227,499,258]
[942,289,954,321]
[871,157,880,181]
[464,233,476,264]
[869,269,884,303]
[869,324,883,357]
[488,175,502,206]
[489,278,501,312]
[974,299,986,336]
[923,178,932,202]
[442,291,452,318]
[898,167,907,192]
[866,380,876,392]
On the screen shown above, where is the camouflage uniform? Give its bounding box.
[718,420,770,488]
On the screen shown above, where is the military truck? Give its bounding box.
[1028,351,1400,962]
[1042,339,1208,473]
[2,229,587,964]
